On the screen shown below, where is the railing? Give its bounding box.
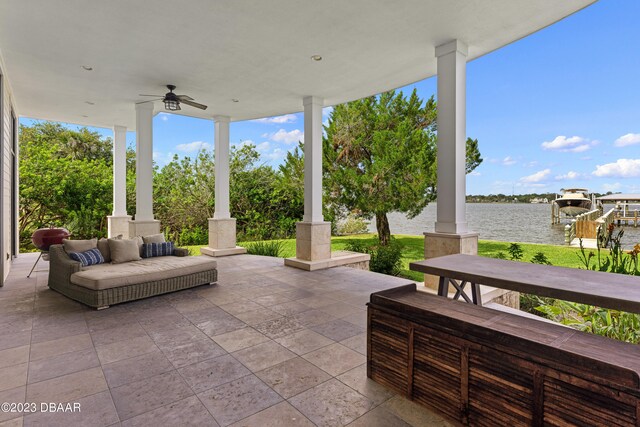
[596,208,616,248]
[565,208,602,245]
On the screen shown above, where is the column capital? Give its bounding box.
[303,96,324,107]
[213,115,230,124]
[113,125,127,132]
[135,102,154,112]
[435,39,468,58]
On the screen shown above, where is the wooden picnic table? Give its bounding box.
[410,254,640,314]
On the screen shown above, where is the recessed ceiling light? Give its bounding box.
[85,101,95,105]
[81,65,93,71]
[310,55,322,61]
[232,99,239,103]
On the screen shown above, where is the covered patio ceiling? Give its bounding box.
[0,0,594,129]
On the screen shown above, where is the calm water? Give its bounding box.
[369,203,640,247]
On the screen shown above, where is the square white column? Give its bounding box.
[107,125,131,238]
[302,96,324,223]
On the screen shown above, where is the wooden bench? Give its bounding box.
[367,284,640,426]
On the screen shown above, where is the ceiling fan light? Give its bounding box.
[164,99,180,111]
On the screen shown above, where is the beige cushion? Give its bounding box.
[97,235,122,263]
[70,256,218,290]
[63,238,97,254]
[142,233,166,244]
[108,238,142,264]
[133,235,144,257]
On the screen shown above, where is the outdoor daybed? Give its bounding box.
[47,235,217,309]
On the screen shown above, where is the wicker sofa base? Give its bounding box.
[49,269,218,309]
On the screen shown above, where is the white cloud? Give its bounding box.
[614,133,640,147]
[256,141,270,152]
[593,158,640,178]
[554,171,584,180]
[175,141,211,152]
[502,156,517,166]
[520,169,551,183]
[541,135,597,153]
[468,171,481,176]
[234,139,255,148]
[158,113,170,122]
[270,129,304,144]
[253,114,297,124]
[264,148,286,162]
[322,106,334,117]
[602,182,622,192]
[153,151,175,166]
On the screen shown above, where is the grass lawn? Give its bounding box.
[188,233,588,282]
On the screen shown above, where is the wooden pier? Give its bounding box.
[598,193,640,228]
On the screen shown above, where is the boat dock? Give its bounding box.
[598,193,640,227]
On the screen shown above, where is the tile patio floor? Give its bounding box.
[0,252,455,427]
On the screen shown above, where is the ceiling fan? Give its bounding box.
[137,85,207,111]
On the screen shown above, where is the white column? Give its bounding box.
[107,125,132,238]
[135,102,154,221]
[213,116,230,219]
[201,115,245,256]
[435,40,468,234]
[303,96,324,223]
[112,125,127,216]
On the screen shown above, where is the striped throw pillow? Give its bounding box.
[141,242,175,258]
[69,248,105,266]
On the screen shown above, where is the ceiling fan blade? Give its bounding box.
[180,99,208,110]
[177,95,194,101]
[135,98,162,104]
[138,94,164,97]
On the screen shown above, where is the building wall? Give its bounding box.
[0,58,17,283]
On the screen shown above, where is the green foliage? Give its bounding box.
[345,239,402,276]
[19,122,115,248]
[336,214,369,235]
[530,252,552,265]
[324,89,482,245]
[245,240,285,257]
[492,251,507,260]
[507,243,524,260]
[577,229,640,275]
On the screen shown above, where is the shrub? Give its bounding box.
[491,251,507,260]
[245,240,285,257]
[530,252,552,265]
[336,214,369,235]
[507,243,524,260]
[345,239,402,276]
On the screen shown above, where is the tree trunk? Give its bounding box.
[376,213,391,246]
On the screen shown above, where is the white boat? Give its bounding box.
[555,188,592,216]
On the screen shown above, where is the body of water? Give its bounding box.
[369,203,640,247]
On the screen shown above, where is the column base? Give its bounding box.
[294,221,331,261]
[107,215,132,238]
[285,250,369,271]
[129,219,161,237]
[423,231,478,290]
[201,218,245,257]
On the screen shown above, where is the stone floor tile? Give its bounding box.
[295,296,336,309]
[346,405,412,427]
[254,316,304,339]
[85,312,137,333]
[0,318,33,335]
[211,328,270,353]
[180,307,228,324]
[274,329,334,356]
[171,298,216,314]
[229,401,314,427]
[303,343,365,377]
[31,320,89,344]
[0,346,29,369]
[232,341,296,372]
[197,374,282,426]
[23,390,119,427]
[28,348,100,384]
[340,311,368,329]
[320,302,364,318]
[90,323,148,347]
[256,357,331,399]
[0,417,23,427]
[26,367,108,405]
[269,301,312,316]
[158,337,226,369]
[29,333,93,361]
[337,364,395,405]
[311,319,365,342]
[0,387,25,423]
[137,312,191,334]
[233,308,282,326]
[278,289,317,301]
[177,353,250,393]
[289,379,374,427]
[0,363,27,392]
[0,331,31,352]
[339,333,367,355]
[250,293,292,307]
[290,309,336,327]
[196,315,247,338]
[148,325,209,347]
[382,396,456,427]
[103,349,174,388]
[95,335,159,365]
[218,299,264,315]
[121,395,218,427]
[110,371,193,421]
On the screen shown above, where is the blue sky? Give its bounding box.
[21,0,640,196]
